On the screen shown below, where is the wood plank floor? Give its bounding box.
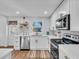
[11,50,53,59]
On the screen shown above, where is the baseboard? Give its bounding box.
[20,49,30,51]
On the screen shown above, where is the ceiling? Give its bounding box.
[0,0,63,17]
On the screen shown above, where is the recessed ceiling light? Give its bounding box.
[44,11,48,14]
[16,11,20,14]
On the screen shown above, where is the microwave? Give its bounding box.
[56,14,70,30]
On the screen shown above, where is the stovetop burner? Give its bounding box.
[51,39,63,44]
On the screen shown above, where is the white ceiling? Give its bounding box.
[0,0,63,17]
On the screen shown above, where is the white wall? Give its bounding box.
[8,17,50,35]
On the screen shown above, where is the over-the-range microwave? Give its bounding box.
[56,14,70,30]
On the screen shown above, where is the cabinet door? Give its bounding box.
[59,45,70,59]
[70,0,79,31]
[30,36,49,50]
[8,35,15,46]
[37,36,49,50]
[59,50,70,59]
[14,36,20,50]
[59,49,66,59]
[30,36,38,50]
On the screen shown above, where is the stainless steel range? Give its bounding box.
[50,33,79,59]
[63,33,79,44]
[50,39,63,59]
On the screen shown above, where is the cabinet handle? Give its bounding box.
[35,40,38,42]
[65,56,69,59]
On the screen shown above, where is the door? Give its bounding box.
[0,16,7,46]
[30,35,38,50]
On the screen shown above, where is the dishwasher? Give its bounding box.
[20,36,30,50]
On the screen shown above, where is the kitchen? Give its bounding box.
[0,0,79,59]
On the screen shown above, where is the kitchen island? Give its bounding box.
[59,45,79,59]
[0,48,13,59]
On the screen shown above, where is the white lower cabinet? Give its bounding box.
[14,37,20,50]
[14,45,20,50]
[8,36,20,50]
[59,48,69,59]
[30,36,49,50]
[59,45,79,59]
[14,41,20,50]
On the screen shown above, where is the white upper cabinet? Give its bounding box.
[70,0,79,31]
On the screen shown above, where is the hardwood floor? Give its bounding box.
[11,50,53,59]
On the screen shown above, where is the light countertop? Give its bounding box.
[14,34,62,39]
[47,35,62,39]
[30,35,62,39]
[0,48,13,58]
